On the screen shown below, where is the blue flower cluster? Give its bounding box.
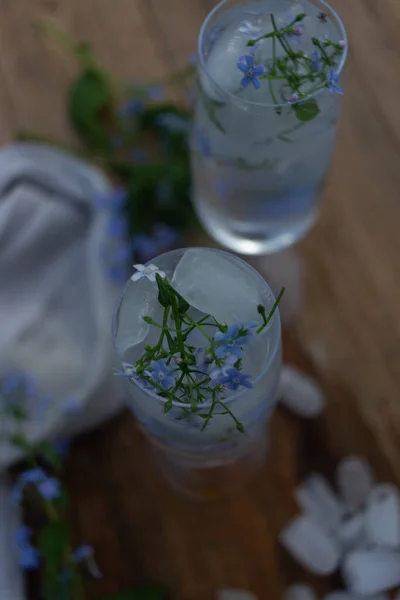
[13,468,61,503]
[16,526,40,570]
[119,321,257,431]
[94,184,180,283]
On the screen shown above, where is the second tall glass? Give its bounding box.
[191,0,347,255]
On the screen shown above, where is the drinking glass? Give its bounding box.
[191,0,347,255]
[112,247,282,499]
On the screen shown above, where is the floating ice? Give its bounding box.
[342,549,400,594]
[336,457,374,513]
[364,484,400,549]
[284,584,317,600]
[279,365,326,418]
[295,474,343,535]
[280,514,341,575]
[172,248,267,325]
[114,276,163,360]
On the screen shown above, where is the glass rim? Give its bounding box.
[198,0,348,109]
[112,247,282,409]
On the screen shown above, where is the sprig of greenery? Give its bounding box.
[2,386,170,600]
[132,274,284,431]
[246,13,345,122]
[20,20,198,239]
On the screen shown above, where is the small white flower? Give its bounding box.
[130,263,166,282]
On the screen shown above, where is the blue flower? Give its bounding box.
[16,526,40,570]
[194,128,212,158]
[94,187,128,210]
[328,70,343,94]
[63,397,82,415]
[132,232,159,263]
[153,223,180,249]
[16,525,33,545]
[37,477,61,500]
[310,48,322,72]
[119,98,144,117]
[18,543,40,570]
[131,148,147,163]
[237,55,264,89]
[20,468,47,484]
[107,214,129,237]
[218,368,253,391]
[107,266,130,283]
[148,85,164,100]
[51,439,71,457]
[148,359,176,390]
[72,545,94,563]
[112,242,132,264]
[214,325,250,360]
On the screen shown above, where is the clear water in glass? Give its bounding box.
[191,0,347,255]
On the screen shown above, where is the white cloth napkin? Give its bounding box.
[0,143,127,599]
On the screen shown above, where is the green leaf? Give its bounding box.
[68,69,112,151]
[102,586,168,600]
[257,304,266,317]
[38,520,70,600]
[177,295,190,314]
[156,274,171,308]
[38,521,69,574]
[293,98,320,122]
[37,442,63,469]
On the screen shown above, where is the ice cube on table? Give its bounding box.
[284,584,317,600]
[171,248,267,326]
[279,365,326,418]
[342,549,400,594]
[295,474,343,535]
[114,276,163,359]
[336,457,375,513]
[339,513,366,551]
[324,592,389,600]
[279,513,341,575]
[364,484,400,549]
[217,590,258,600]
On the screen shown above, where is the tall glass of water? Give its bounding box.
[113,248,281,499]
[191,0,347,255]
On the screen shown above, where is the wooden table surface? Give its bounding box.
[1,0,400,598]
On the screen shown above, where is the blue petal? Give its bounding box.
[237,61,248,73]
[252,65,264,77]
[240,76,251,88]
[245,54,254,68]
[252,77,261,90]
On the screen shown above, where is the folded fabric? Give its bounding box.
[0,142,126,470]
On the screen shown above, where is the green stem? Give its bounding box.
[216,401,244,433]
[201,389,218,431]
[256,287,285,334]
[183,314,213,343]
